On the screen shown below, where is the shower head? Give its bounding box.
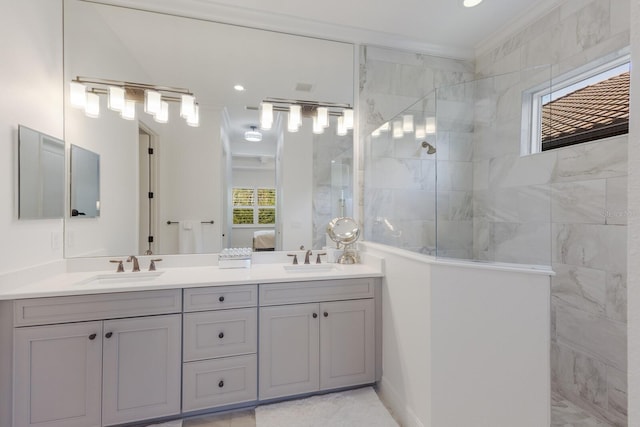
[421,141,436,154]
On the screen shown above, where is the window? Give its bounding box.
[524,55,629,154]
[232,187,276,225]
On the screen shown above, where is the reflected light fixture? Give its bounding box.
[402,115,414,133]
[244,126,262,142]
[371,128,381,137]
[312,116,324,134]
[379,122,390,132]
[415,125,426,139]
[392,120,403,139]
[317,107,329,128]
[70,77,199,127]
[463,0,483,6]
[288,104,302,132]
[260,102,273,130]
[336,116,347,136]
[343,109,354,130]
[425,116,437,134]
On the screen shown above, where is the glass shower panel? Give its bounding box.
[363,92,438,253]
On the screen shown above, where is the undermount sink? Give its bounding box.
[77,271,164,286]
[283,264,335,273]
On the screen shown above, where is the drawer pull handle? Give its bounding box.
[218,380,224,388]
[89,333,97,340]
[324,312,328,317]
[312,313,318,318]
[219,296,225,302]
[105,332,113,339]
[218,332,224,339]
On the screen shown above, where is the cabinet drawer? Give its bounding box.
[182,354,257,412]
[14,290,182,327]
[183,308,257,361]
[184,285,257,312]
[260,278,375,306]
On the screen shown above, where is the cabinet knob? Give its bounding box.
[312,313,318,318]
[219,296,225,302]
[218,332,224,339]
[218,380,224,388]
[324,312,328,317]
[105,332,113,339]
[88,333,97,340]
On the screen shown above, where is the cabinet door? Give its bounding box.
[102,314,181,426]
[319,299,375,390]
[14,321,102,427]
[259,303,319,400]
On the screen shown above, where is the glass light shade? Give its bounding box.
[180,94,195,118]
[336,116,347,136]
[402,115,414,133]
[463,0,483,7]
[186,104,200,127]
[343,109,354,130]
[288,104,301,132]
[260,102,273,130]
[85,92,100,118]
[121,100,136,120]
[108,86,125,112]
[425,116,437,134]
[317,107,329,128]
[244,127,262,142]
[415,125,426,139]
[379,122,390,132]
[154,101,169,123]
[392,120,403,139]
[70,82,87,109]
[312,116,324,134]
[144,90,162,115]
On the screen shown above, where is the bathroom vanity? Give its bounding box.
[0,261,382,427]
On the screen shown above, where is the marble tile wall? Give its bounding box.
[475,0,630,424]
[360,45,474,254]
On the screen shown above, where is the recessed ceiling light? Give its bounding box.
[234,84,245,91]
[463,0,483,7]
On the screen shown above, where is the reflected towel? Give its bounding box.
[178,221,203,254]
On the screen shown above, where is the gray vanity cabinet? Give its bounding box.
[12,290,182,427]
[258,279,376,400]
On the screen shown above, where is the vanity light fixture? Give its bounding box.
[336,116,348,136]
[402,115,414,133]
[415,125,426,139]
[392,120,403,139]
[244,126,262,142]
[425,116,437,134]
[69,77,199,126]
[463,0,483,7]
[250,97,353,135]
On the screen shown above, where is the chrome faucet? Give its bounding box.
[127,255,140,272]
[304,250,312,264]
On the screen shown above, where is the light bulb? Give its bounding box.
[343,108,354,129]
[186,104,200,127]
[108,86,125,112]
[154,101,169,123]
[288,105,301,132]
[260,102,273,130]
[402,115,414,133]
[392,120,403,139]
[312,116,324,134]
[317,107,329,128]
[85,92,100,118]
[70,81,87,109]
[336,116,347,136]
[425,116,437,134]
[180,94,195,118]
[144,90,162,116]
[121,100,136,120]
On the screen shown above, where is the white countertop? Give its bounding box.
[0,262,383,300]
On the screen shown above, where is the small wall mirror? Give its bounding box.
[18,125,65,219]
[70,144,100,218]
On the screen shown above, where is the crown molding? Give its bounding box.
[474,0,564,57]
[81,0,475,60]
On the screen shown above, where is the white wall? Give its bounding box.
[627,0,640,424]
[280,120,313,250]
[0,1,64,274]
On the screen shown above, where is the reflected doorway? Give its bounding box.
[138,125,158,255]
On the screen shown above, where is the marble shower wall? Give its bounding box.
[360,46,474,252]
[475,0,630,424]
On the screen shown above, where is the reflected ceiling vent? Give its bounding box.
[295,82,314,92]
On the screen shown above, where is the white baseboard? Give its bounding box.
[377,377,426,427]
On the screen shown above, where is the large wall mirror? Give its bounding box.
[63,0,354,258]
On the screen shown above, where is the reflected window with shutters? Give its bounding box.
[233,188,276,225]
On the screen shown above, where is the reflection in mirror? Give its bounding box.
[70,145,100,218]
[63,0,354,257]
[18,125,65,219]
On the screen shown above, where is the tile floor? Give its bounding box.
[153,392,610,427]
